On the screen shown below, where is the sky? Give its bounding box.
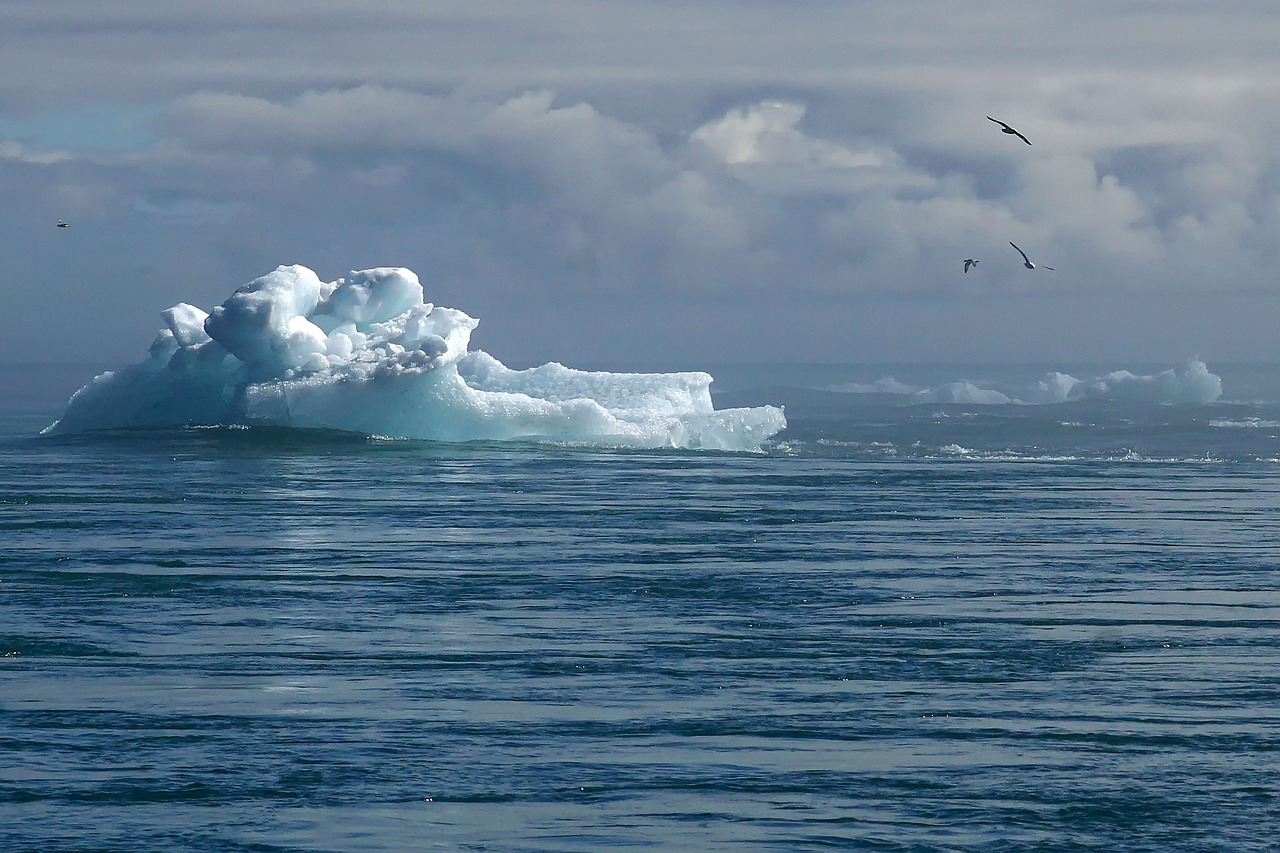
[3,0,1280,369]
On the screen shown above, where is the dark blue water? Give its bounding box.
[4,362,1280,851]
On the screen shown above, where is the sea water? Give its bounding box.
[3,361,1280,852]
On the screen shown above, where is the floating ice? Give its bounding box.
[45,265,786,450]
[1022,359,1222,404]
[829,359,1222,406]
[933,382,1013,405]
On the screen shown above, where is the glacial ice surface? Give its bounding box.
[45,265,786,450]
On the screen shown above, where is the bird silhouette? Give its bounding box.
[56,220,68,228]
[987,116,1031,145]
[1010,242,1053,270]
[963,259,979,273]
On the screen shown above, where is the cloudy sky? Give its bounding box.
[3,1,1280,369]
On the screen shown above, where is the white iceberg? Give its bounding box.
[1022,359,1222,404]
[828,359,1222,406]
[45,265,786,450]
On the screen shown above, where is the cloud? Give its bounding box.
[7,3,1280,364]
[0,141,72,164]
[693,101,883,169]
[22,82,1280,304]
[148,87,767,291]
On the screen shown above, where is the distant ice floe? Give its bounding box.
[829,358,1222,405]
[45,265,786,450]
[1209,417,1280,429]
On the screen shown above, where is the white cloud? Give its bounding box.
[0,140,72,164]
[28,83,1280,303]
[692,101,882,169]
[8,3,1280,362]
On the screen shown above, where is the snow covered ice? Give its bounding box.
[45,265,787,450]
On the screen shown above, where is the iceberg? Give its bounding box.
[828,358,1222,406]
[1021,359,1222,404]
[44,265,786,450]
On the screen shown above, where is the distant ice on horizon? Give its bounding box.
[44,265,786,450]
[829,358,1224,405]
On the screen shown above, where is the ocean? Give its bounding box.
[3,360,1279,852]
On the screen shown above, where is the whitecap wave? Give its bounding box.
[44,265,786,450]
[1209,417,1280,429]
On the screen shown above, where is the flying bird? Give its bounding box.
[963,259,979,273]
[1010,242,1053,270]
[56,220,68,228]
[987,116,1031,145]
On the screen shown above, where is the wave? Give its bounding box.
[1208,417,1280,429]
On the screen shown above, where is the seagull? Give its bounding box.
[963,259,979,273]
[56,220,68,228]
[987,116,1032,145]
[1010,241,1053,270]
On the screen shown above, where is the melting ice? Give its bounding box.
[44,265,786,450]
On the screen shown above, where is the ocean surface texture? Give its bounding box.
[4,361,1279,852]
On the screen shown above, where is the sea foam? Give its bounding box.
[44,265,786,450]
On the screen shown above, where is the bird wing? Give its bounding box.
[988,116,1031,144]
[1009,242,1030,263]
[1041,266,1055,271]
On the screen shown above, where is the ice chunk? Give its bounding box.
[829,359,1223,406]
[161,303,211,348]
[321,267,425,324]
[203,264,324,371]
[44,264,786,451]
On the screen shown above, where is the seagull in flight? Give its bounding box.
[987,116,1032,145]
[56,220,68,228]
[963,258,979,273]
[1010,242,1053,270]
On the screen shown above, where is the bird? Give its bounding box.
[56,220,68,228]
[963,259,979,273]
[987,116,1031,145]
[1010,242,1053,270]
